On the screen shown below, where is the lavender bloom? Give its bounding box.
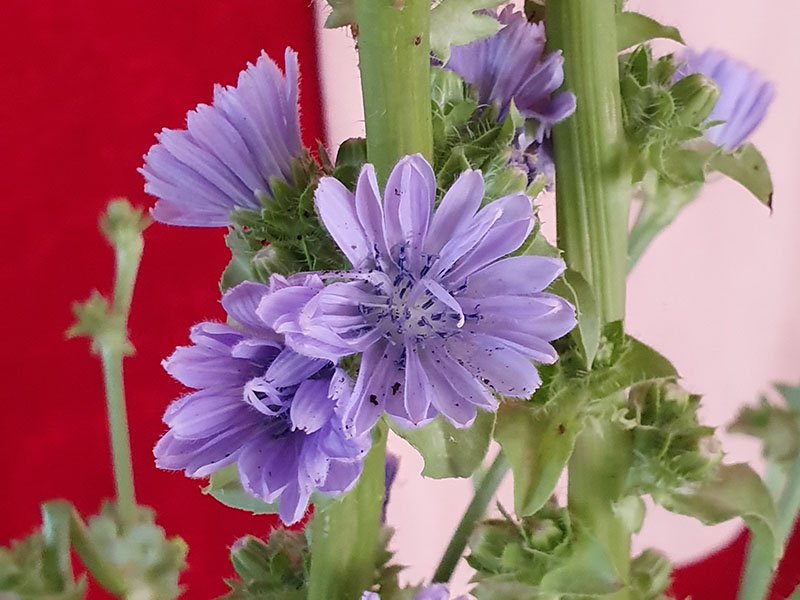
[382,452,400,522]
[445,6,576,141]
[260,155,576,436]
[153,281,369,525]
[361,584,469,600]
[510,133,556,191]
[676,49,774,152]
[141,49,304,227]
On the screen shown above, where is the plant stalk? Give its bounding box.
[432,452,510,584]
[739,456,800,600]
[307,2,433,597]
[547,0,633,593]
[355,0,433,183]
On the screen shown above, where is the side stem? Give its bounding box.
[547,0,633,593]
[432,452,509,584]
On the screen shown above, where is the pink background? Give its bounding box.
[315,0,800,591]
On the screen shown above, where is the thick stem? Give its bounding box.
[355,0,433,183]
[432,452,509,584]
[308,425,388,600]
[547,0,633,592]
[306,4,433,598]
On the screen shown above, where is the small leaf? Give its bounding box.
[324,0,356,29]
[709,143,774,208]
[392,412,494,479]
[495,389,586,517]
[587,334,678,400]
[205,465,279,515]
[430,0,504,61]
[656,463,781,566]
[616,12,684,51]
[549,269,600,369]
[538,535,623,596]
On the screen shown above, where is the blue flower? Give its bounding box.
[362,584,469,600]
[140,49,304,226]
[445,6,576,141]
[259,155,576,437]
[676,49,774,152]
[153,281,369,525]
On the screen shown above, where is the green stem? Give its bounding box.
[547,0,633,593]
[628,176,701,271]
[43,501,129,597]
[101,208,145,529]
[100,347,137,528]
[739,457,800,600]
[308,424,388,600]
[355,0,433,182]
[306,3,433,598]
[432,452,510,584]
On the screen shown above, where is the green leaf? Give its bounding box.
[495,390,586,517]
[430,0,504,61]
[392,412,494,479]
[549,269,600,369]
[324,0,356,28]
[205,465,279,515]
[656,463,781,566]
[709,143,774,208]
[616,12,684,51]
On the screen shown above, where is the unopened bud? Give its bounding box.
[671,73,720,126]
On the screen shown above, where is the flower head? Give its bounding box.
[362,584,468,600]
[153,281,369,525]
[260,155,575,437]
[141,49,304,227]
[445,6,576,141]
[676,49,774,152]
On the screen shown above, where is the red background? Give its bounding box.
[0,1,797,597]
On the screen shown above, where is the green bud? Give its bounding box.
[631,549,672,600]
[729,391,800,466]
[670,73,720,127]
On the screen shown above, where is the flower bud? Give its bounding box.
[670,73,719,127]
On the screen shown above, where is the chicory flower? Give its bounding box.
[260,155,576,437]
[154,281,369,525]
[361,584,468,600]
[141,49,304,226]
[445,6,576,141]
[676,48,774,152]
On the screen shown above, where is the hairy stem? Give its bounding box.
[432,452,510,584]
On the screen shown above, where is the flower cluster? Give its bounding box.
[144,16,575,525]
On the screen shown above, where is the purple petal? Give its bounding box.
[382,155,435,259]
[264,348,327,388]
[354,164,390,265]
[425,169,485,256]
[341,342,404,437]
[463,255,565,297]
[445,333,542,398]
[315,176,372,268]
[318,459,364,495]
[402,343,434,426]
[443,193,534,284]
[162,387,253,439]
[290,378,335,433]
